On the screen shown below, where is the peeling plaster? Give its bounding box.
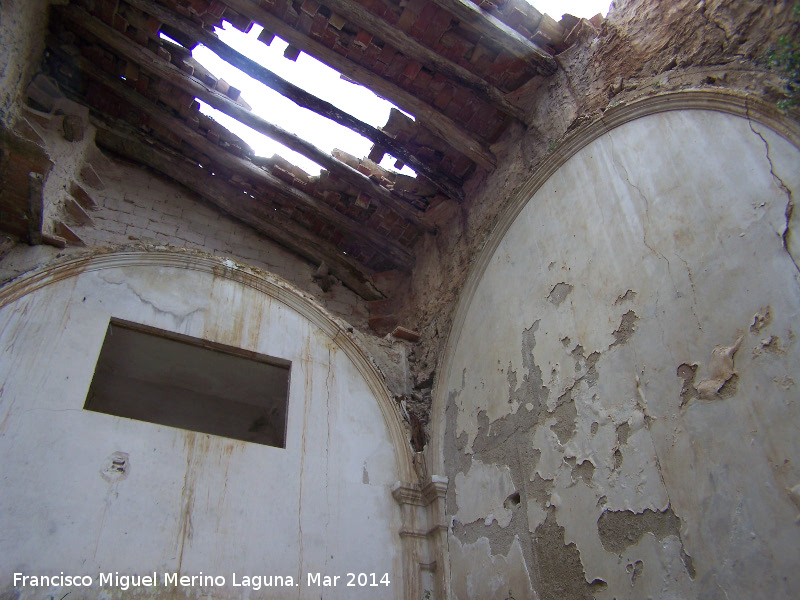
[454,459,517,528]
[441,110,800,598]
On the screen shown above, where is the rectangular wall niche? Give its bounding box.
[85,318,291,448]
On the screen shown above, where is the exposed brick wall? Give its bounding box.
[10,115,371,327]
[79,147,369,326]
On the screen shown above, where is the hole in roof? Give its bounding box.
[165,23,416,177]
[528,0,612,19]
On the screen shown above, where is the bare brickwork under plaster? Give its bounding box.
[433,109,800,599]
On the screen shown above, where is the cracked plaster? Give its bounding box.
[441,109,800,599]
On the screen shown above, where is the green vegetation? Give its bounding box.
[766,3,800,109]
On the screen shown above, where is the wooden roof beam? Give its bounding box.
[59,5,434,233]
[315,0,526,122]
[215,0,497,171]
[51,40,414,270]
[118,0,465,201]
[428,0,558,74]
[96,125,384,300]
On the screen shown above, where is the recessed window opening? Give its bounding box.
[176,22,417,177]
[85,319,291,448]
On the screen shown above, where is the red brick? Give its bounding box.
[135,73,150,95]
[272,0,289,18]
[473,53,493,77]
[207,0,227,18]
[188,0,211,14]
[423,8,452,46]
[321,29,338,48]
[433,85,453,109]
[452,86,472,105]
[377,44,396,64]
[364,43,381,65]
[444,99,461,120]
[300,0,320,16]
[353,29,373,50]
[389,222,406,238]
[457,102,476,123]
[133,28,149,46]
[283,7,300,27]
[429,73,448,95]
[145,16,161,34]
[412,4,438,38]
[383,9,399,25]
[310,14,328,40]
[98,0,118,25]
[385,55,408,79]
[113,14,128,33]
[402,59,422,80]
[412,69,432,90]
[296,12,314,36]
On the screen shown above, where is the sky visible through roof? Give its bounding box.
[189,0,611,176]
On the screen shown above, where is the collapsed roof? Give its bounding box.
[20,0,599,298]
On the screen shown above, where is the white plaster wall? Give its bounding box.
[440,110,800,599]
[0,260,403,599]
[0,0,49,125]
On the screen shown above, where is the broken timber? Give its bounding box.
[60,5,434,233]
[114,0,465,201]
[313,0,527,122]
[51,43,414,271]
[96,125,384,301]
[215,0,497,170]
[427,0,558,74]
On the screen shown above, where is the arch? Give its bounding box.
[428,87,800,476]
[0,246,416,483]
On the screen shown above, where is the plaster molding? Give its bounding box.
[427,88,800,476]
[392,477,449,599]
[0,246,417,483]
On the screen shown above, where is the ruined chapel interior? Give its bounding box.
[1,0,799,598]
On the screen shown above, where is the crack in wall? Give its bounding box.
[96,272,204,323]
[746,108,798,274]
[674,253,704,331]
[606,129,676,288]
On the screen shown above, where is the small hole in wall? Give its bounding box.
[504,491,521,510]
[101,451,129,482]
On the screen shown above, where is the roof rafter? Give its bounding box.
[49,39,415,270]
[314,0,526,122]
[61,4,435,233]
[120,0,466,201]
[218,0,498,170]
[95,124,385,300]
[427,0,558,73]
